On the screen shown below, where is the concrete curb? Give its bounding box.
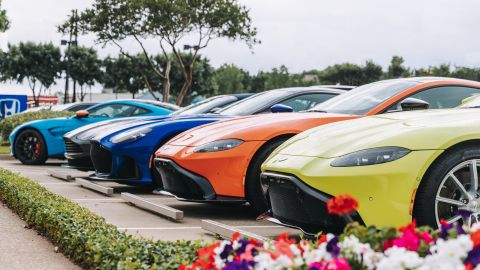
[0,154,13,160]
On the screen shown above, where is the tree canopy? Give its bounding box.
[61,0,258,105]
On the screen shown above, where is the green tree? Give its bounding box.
[102,55,147,98]
[361,60,383,84]
[0,0,9,33]
[66,46,103,101]
[2,43,62,106]
[213,64,248,94]
[263,65,293,90]
[62,0,258,105]
[319,63,364,85]
[387,56,410,78]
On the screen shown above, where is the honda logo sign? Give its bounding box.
[0,95,27,119]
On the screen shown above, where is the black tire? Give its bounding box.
[245,138,289,214]
[413,144,480,227]
[14,129,48,165]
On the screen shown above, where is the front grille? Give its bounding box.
[90,142,112,174]
[116,157,140,179]
[64,138,82,154]
[264,172,350,234]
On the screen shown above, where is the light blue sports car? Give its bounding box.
[9,99,176,165]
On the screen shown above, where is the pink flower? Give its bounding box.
[324,258,351,270]
[391,229,419,251]
[238,244,256,261]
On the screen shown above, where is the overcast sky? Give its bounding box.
[2,0,480,74]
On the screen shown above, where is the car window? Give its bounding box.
[131,107,151,116]
[67,104,95,112]
[279,93,337,111]
[386,86,480,112]
[88,104,138,118]
[311,81,418,115]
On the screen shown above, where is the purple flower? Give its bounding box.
[466,247,480,267]
[220,244,233,260]
[223,260,254,270]
[235,239,250,254]
[456,222,466,235]
[327,236,340,257]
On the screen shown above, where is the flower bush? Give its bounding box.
[183,194,480,270]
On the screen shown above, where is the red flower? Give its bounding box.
[327,194,359,215]
[471,230,480,248]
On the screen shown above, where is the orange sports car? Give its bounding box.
[154,77,480,213]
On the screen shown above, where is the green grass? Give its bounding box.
[0,145,9,154]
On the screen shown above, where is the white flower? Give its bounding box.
[377,247,424,270]
[419,235,473,270]
[340,235,383,270]
[303,242,332,265]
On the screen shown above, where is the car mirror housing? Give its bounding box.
[400,98,429,111]
[270,104,294,113]
[75,110,89,118]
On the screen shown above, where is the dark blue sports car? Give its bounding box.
[88,87,349,186]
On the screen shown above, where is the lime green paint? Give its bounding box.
[262,107,480,228]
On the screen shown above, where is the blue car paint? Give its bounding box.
[9,100,173,158]
[92,114,233,184]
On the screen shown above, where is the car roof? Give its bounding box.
[272,86,348,95]
[311,85,357,91]
[374,76,478,84]
[227,93,255,99]
[102,99,181,111]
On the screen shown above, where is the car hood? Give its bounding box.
[167,112,356,147]
[65,116,152,139]
[274,108,480,158]
[92,114,233,141]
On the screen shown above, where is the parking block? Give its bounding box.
[121,192,184,221]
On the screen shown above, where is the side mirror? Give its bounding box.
[400,98,429,111]
[270,104,294,113]
[75,110,89,118]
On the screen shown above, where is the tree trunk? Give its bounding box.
[175,68,193,106]
[162,60,171,102]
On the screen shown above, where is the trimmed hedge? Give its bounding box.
[0,111,74,142]
[0,168,200,269]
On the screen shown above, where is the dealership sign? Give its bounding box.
[0,95,27,119]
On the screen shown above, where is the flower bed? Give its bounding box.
[183,195,480,270]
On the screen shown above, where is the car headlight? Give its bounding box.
[330,146,411,167]
[193,139,244,153]
[110,127,153,144]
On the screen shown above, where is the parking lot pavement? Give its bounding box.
[0,203,80,270]
[0,159,300,242]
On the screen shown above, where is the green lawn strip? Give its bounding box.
[0,168,200,269]
[0,145,9,154]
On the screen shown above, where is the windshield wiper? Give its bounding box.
[307,109,328,113]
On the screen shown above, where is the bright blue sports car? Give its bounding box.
[87,86,349,185]
[9,99,177,165]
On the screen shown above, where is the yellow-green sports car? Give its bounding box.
[260,97,480,233]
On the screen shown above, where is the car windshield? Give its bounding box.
[309,80,418,115]
[217,91,288,116]
[171,95,238,115]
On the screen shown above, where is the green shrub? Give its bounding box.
[0,168,200,269]
[0,111,74,142]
